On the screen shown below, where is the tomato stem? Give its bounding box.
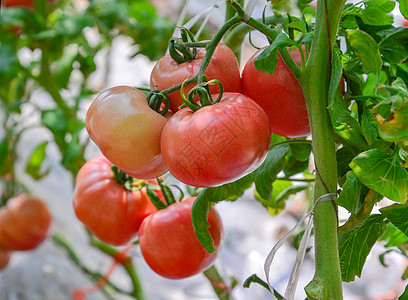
[300,0,346,298]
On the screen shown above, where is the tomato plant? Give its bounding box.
[161,92,270,187]
[150,42,241,112]
[0,194,51,251]
[86,86,168,179]
[73,154,159,246]
[139,197,223,279]
[0,249,11,270]
[242,47,310,138]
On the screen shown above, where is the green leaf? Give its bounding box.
[254,145,289,199]
[255,180,291,214]
[397,0,408,19]
[336,147,355,179]
[328,93,367,150]
[379,223,408,248]
[339,214,386,282]
[338,171,363,214]
[25,141,50,180]
[374,94,408,143]
[289,142,312,162]
[55,49,78,89]
[0,135,9,166]
[361,110,377,145]
[361,6,394,26]
[0,44,20,81]
[380,202,408,236]
[378,27,408,64]
[350,149,408,203]
[41,108,68,145]
[254,33,296,75]
[346,29,382,75]
[192,175,254,253]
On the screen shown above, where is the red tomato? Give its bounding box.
[2,0,34,8]
[0,249,11,270]
[0,194,51,251]
[150,42,241,113]
[242,47,310,138]
[160,92,270,187]
[139,197,223,279]
[403,19,408,27]
[86,86,168,179]
[73,154,159,246]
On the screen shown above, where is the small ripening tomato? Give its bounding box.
[150,42,241,113]
[139,197,223,279]
[0,194,52,251]
[0,249,11,270]
[242,47,310,138]
[403,19,408,27]
[86,86,168,179]
[160,92,270,187]
[73,154,159,246]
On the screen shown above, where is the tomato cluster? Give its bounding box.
[73,155,223,278]
[76,39,311,279]
[0,194,52,270]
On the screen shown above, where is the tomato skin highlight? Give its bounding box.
[150,43,241,113]
[0,194,52,251]
[242,47,310,138]
[161,92,271,187]
[139,197,223,279]
[86,86,168,179]
[73,154,158,246]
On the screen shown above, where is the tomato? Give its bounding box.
[0,194,51,251]
[0,249,11,270]
[150,42,241,113]
[403,19,408,27]
[160,92,270,187]
[139,197,223,279]
[242,47,310,138]
[86,86,168,179]
[73,154,159,246]
[2,0,34,8]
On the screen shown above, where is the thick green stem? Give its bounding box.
[203,265,231,300]
[300,0,346,298]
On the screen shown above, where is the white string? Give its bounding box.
[264,193,337,299]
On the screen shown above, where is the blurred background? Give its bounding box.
[0,0,407,299]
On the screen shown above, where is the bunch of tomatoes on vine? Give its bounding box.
[72,0,408,296]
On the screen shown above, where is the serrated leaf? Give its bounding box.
[361,6,394,26]
[192,175,254,253]
[254,145,289,199]
[380,202,408,236]
[378,27,408,64]
[350,149,408,203]
[25,141,50,180]
[254,33,296,75]
[338,171,363,214]
[346,29,382,75]
[339,214,386,282]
